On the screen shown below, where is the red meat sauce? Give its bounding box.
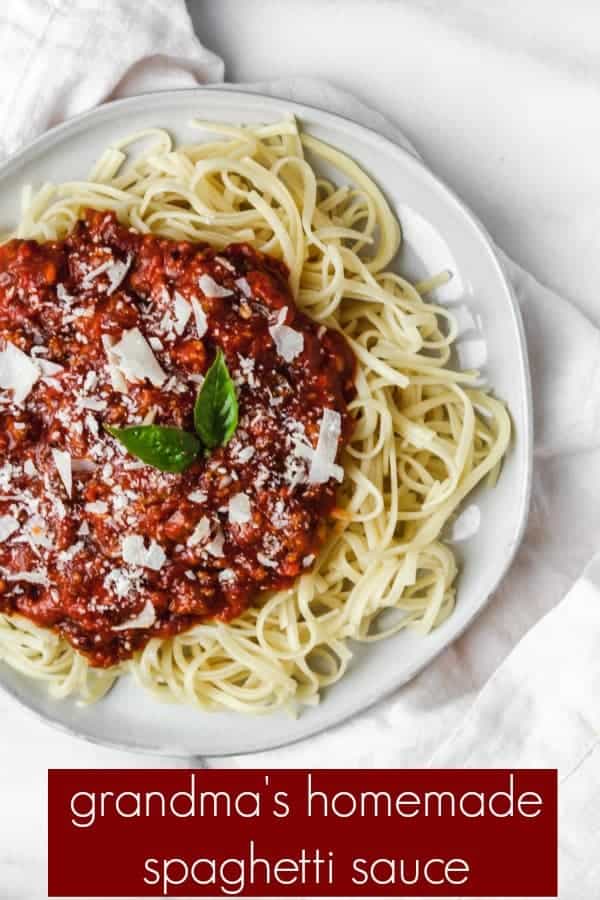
[0,210,355,667]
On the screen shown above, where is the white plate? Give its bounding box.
[0,89,532,757]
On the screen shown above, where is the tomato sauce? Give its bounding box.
[0,210,355,666]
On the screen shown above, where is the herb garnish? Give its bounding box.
[194,349,238,449]
[104,424,202,473]
[104,350,239,472]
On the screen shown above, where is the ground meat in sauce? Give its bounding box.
[0,210,355,667]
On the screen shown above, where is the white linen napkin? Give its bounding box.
[1,4,599,898]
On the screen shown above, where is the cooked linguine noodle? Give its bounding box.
[0,117,510,713]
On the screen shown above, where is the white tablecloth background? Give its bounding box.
[1,2,600,897]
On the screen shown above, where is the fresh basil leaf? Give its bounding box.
[194,349,238,449]
[105,424,201,473]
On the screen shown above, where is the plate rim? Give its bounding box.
[0,86,533,758]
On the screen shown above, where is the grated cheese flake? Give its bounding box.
[122,534,166,571]
[228,492,251,525]
[38,359,64,377]
[187,516,210,547]
[198,273,233,298]
[236,446,255,464]
[105,255,132,294]
[219,568,236,583]
[0,342,40,404]
[0,515,19,542]
[205,528,225,557]
[257,552,277,569]
[101,334,128,393]
[85,500,108,514]
[215,256,235,272]
[191,297,208,338]
[82,259,113,288]
[51,448,72,498]
[112,598,156,631]
[235,277,252,298]
[78,396,106,412]
[6,570,48,585]
[308,408,344,484]
[268,307,304,363]
[111,327,167,387]
[173,291,192,335]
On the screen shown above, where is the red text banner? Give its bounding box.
[48,768,557,897]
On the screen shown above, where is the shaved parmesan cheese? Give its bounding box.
[24,460,37,477]
[148,336,163,351]
[57,541,84,565]
[82,259,113,288]
[199,274,233,298]
[303,554,315,567]
[0,515,18,542]
[51,448,72,498]
[449,504,481,542]
[122,534,166,571]
[12,515,52,551]
[269,307,304,363]
[112,598,156,631]
[219,568,236,583]
[72,458,95,473]
[215,255,235,272]
[236,446,255,464]
[78,521,90,537]
[111,327,167,387]
[105,256,132,294]
[191,297,208,338]
[235,277,252,298]
[56,284,72,303]
[83,371,98,392]
[6,570,47,585]
[0,342,40,404]
[104,567,140,599]
[205,528,225,557]
[78,396,106,411]
[43,377,63,392]
[228,492,251,525]
[188,490,207,504]
[84,414,99,437]
[141,406,158,426]
[456,338,487,370]
[187,516,210,547]
[257,552,277,569]
[173,291,192,335]
[102,334,128,393]
[85,501,108,514]
[38,359,64,377]
[308,408,344,484]
[83,255,131,294]
[145,542,167,571]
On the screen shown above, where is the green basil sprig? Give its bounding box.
[104,349,239,472]
[194,349,238,449]
[104,424,201,473]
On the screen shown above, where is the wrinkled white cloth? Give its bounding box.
[0,3,599,898]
